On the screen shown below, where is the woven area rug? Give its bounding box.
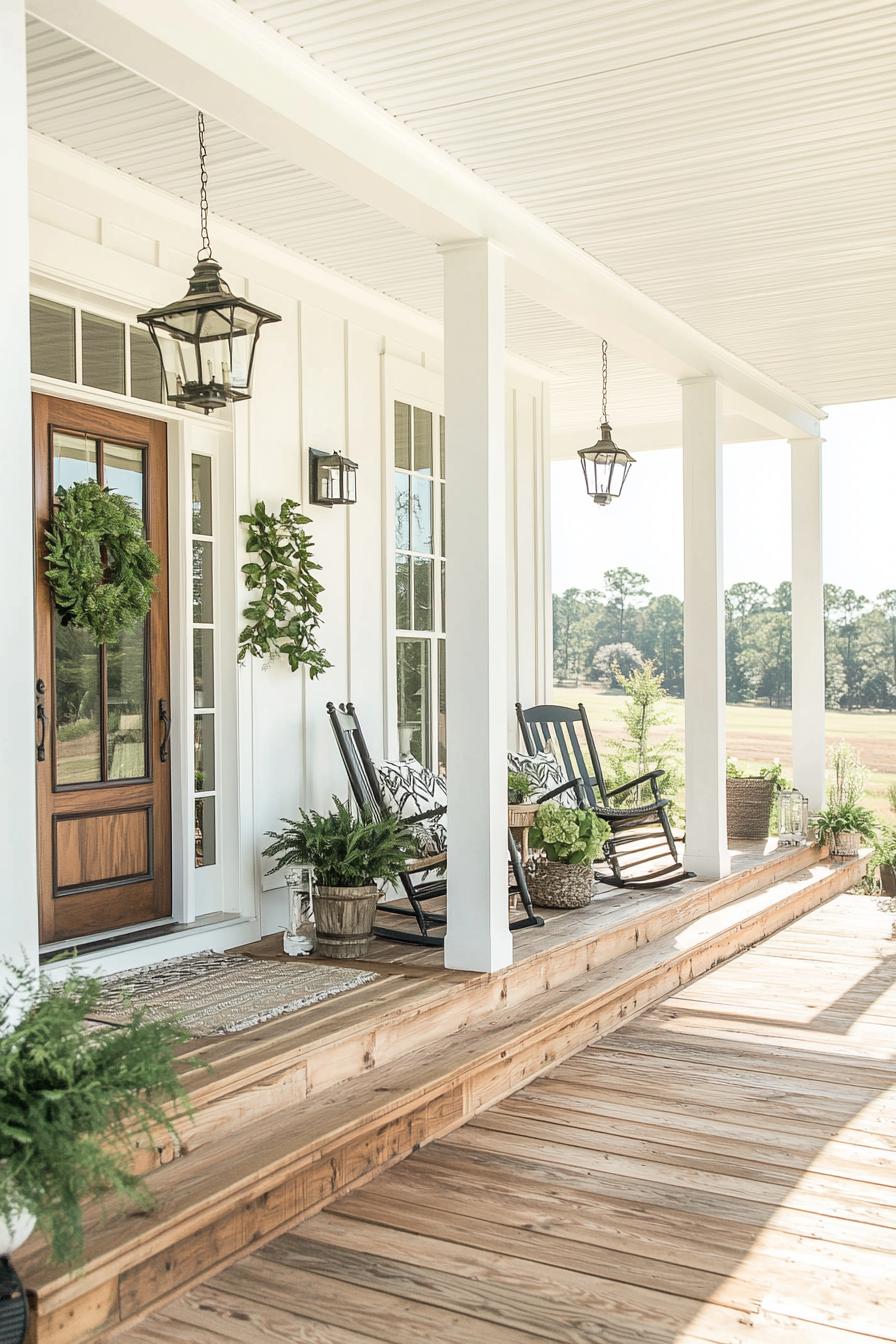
[88,951,378,1037]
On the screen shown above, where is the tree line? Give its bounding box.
[553,567,896,712]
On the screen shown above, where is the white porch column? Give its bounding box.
[790,436,826,810]
[442,239,513,972]
[681,377,730,879]
[1,0,40,978]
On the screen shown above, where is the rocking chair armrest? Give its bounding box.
[538,777,586,807]
[605,769,666,799]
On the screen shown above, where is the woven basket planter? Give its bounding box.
[880,863,896,897]
[313,884,379,959]
[829,830,862,859]
[726,776,775,842]
[526,858,594,909]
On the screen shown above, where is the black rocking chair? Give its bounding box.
[515,701,694,889]
[327,701,543,947]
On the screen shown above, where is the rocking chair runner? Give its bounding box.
[515,701,694,889]
[327,702,544,947]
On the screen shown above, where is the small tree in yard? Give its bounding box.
[592,642,642,683]
[606,660,684,817]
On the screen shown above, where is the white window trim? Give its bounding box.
[381,355,444,767]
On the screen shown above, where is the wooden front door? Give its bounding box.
[33,395,172,944]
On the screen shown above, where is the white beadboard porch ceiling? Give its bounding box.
[26,2,896,435]
[237,0,896,410]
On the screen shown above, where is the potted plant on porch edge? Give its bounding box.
[264,799,414,959]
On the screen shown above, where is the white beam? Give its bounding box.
[30,0,823,439]
[443,240,513,973]
[682,377,730,880]
[790,437,827,810]
[1,0,40,984]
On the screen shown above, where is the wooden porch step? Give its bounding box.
[20,850,864,1344]
[129,841,828,1173]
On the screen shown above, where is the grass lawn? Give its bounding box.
[552,685,896,819]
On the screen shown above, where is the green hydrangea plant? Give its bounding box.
[528,804,609,866]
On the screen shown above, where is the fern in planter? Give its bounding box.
[263,797,414,887]
[0,962,188,1265]
[238,499,331,676]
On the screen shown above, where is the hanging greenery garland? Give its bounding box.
[238,499,331,677]
[44,480,160,644]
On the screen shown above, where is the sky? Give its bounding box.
[551,399,896,600]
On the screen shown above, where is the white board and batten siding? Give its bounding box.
[24,139,551,951]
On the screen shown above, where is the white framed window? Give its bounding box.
[29,291,168,406]
[191,453,218,869]
[392,399,446,773]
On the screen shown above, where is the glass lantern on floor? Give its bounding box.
[283,865,316,955]
[777,789,809,847]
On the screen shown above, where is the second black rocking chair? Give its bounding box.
[328,701,543,947]
[516,701,694,889]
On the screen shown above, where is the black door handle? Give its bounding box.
[36,679,47,762]
[159,698,172,763]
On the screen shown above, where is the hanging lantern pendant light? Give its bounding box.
[578,339,635,505]
[137,112,281,413]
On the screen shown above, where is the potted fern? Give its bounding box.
[0,962,186,1271]
[815,742,876,857]
[264,798,414,958]
[813,802,877,858]
[526,804,610,908]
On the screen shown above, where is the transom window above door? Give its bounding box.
[393,400,446,774]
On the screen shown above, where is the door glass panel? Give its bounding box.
[192,541,214,623]
[194,628,215,708]
[103,443,144,514]
[394,402,411,470]
[413,407,433,474]
[107,623,147,780]
[411,477,433,554]
[437,639,446,776]
[195,797,216,867]
[413,557,433,631]
[194,714,216,793]
[394,474,410,551]
[130,326,163,403]
[54,619,102,785]
[396,637,431,768]
[53,433,97,493]
[30,298,76,383]
[81,312,125,395]
[395,554,411,630]
[191,456,213,535]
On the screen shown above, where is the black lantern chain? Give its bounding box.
[196,111,213,263]
[576,337,635,506]
[601,338,608,423]
[137,110,281,413]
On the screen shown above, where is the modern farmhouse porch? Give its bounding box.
[2,2,892,1342]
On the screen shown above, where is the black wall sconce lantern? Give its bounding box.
[137,112,281,414]
[578,339,635,505]
[309,448,358,506]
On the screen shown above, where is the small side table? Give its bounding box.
[508,802,540,867]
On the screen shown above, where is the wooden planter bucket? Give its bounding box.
[313,884,379,958]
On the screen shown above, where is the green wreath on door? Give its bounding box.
[44,480,160,644]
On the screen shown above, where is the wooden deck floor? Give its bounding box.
[119,889,896,1344]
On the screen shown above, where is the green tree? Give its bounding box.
[603,567,649,643]
[605,661,684,816]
